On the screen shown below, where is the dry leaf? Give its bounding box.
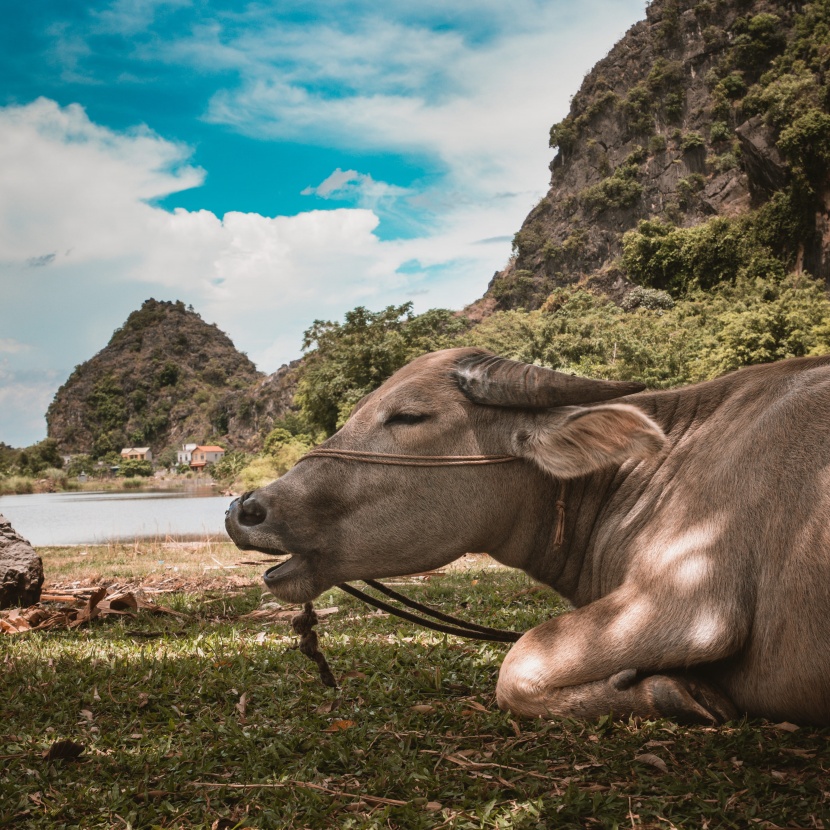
[411,704,436,714]
[315,699,340,715]
[109,592,139,611]
[322,719,355,733]
[635,753,668,773]
[236,692,248,719]
[341,670,367,680]
[43,740,84,762]
[461,699,488,712]
[772,721,800,732]
[137,693,149,709]
[425,802,443,812]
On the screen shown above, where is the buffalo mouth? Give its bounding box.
[259,551,320,602]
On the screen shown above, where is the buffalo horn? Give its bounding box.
[454,352,645,408]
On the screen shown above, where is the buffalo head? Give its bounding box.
[225,348,663,603]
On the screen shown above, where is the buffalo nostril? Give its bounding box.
[238,494,267,527]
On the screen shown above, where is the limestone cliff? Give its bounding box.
[485,0,828,310]
[46,299,297,458]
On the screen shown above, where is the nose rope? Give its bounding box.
[296,447,519,466]
[264,448,569,683]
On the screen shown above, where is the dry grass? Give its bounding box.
[40,536,268,590]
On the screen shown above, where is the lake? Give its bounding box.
[0,488,236,546]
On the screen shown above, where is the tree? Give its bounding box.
[295,304,470,435]
[119,459,153,477]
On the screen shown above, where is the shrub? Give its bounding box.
[119,459,153,478]
[778,108,830,187]
[677,174,706,207]
[708,152,740,173]
[709,121,732,143]
[621,214,787,295]
[621,84,654,135]
[731,13,785,72]
[233,457,283,492]
[0,476,34,495]
[649,134,668,154]
[463,277,830,390]
[621,287,675,311]
[549,118,578,153]
[680,132,706,152]
[580,165,643,214]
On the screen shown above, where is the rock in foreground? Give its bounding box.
[0,515,43,609]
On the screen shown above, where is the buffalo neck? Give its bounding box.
[501,384,718,608]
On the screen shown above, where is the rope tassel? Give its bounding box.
[291,602,338,688]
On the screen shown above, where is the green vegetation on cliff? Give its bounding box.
[493,0,830,311]
[46,299,263,458]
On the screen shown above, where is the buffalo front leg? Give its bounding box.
[495,593,742,724]
[497,667,737,724]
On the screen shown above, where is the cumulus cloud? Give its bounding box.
[0,364,58,447]
[0,339,31,354]
[0,97,506,441]
[3,1,645,444]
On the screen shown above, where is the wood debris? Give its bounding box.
[0,586,185,634]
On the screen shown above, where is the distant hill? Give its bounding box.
[46,299,297,458]
[478,0,830,312]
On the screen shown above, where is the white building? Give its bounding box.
[177,443,198,465]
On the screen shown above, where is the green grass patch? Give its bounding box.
[2,571,829,828]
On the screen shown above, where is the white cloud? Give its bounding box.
[3,1,646,444]
[0,364,58,447]
[0,339,31,354]
[0,98,507,407]
[180,2,641,200]
[301,168,410,217]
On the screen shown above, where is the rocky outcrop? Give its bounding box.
[735,115,788,201]
[0,515,43,609]
[47,299,299,458]
[486,0,817,310]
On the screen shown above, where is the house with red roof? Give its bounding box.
[189,445,225,470]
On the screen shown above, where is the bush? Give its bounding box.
[709,121,732,143]
[580,164,643,214]
[649,134,668,154]
[677,174,706,208]
[621,287,675,311]
[708,152,740,174]
[680,132,706,152]
[621,84,654,135]
[0,476,34,495]
[233,457,283,492]
[119,459,153,478]
[621,213,788,295]
[778,108,830,187]
[463,277,830,390]
[731,13,785,72]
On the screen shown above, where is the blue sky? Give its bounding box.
[0,0,644,447]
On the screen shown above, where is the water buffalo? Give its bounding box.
[225,348,830,725]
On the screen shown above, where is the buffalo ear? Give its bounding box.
[518,404,665,479]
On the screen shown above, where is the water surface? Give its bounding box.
[0,488,235,546]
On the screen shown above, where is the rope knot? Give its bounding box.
[291,602,337,688]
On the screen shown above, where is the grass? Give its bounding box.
[39,538,250,587]
[2,547,829,829]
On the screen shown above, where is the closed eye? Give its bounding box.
[384,412,430,426]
